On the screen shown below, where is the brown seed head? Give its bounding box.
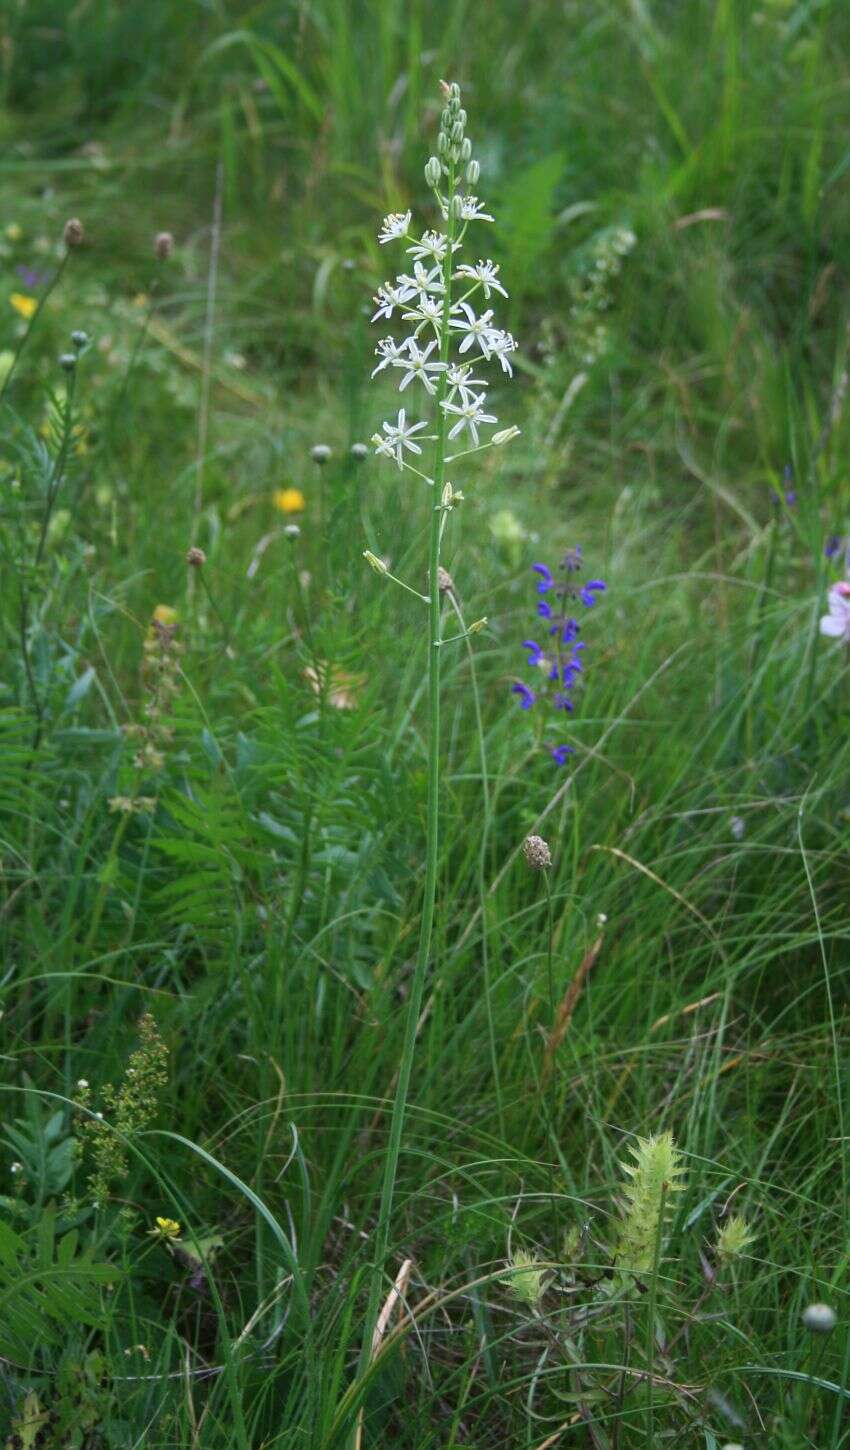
[522,835,552,871]
[155,231,175,260]
[63,217,85,248]
[437,566,454,594]
[186,547,206,568]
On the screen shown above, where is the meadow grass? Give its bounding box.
[1,1,849,1445]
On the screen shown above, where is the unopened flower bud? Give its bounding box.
[457,108,467,128]
[186,547,206,567]
[71,329,89,349]
[154,231,174,260]
[492,426,521,446]
[363,550,388,575]
[311,443,332,464]
[467,617,487,634]
[63,217,84,248]
[522,834,552,871]
[803,1303,837,1334]
[424,156,441,187]
[284,524,300,540]
[59,352,76,371]
[441,108,452,131]
[449,193,464,221]
[451,120,464,143]
[350,442,368,459]
[460,137,472,161]
[465,159,480,186]
[448,82,461,104]
[437,566,454,593]
[437,132,448,157]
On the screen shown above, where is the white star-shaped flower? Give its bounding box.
[392,339,447,395]
[455,260,507,298]
[445,363,487,402]
[372,408,429,468]
[406,231,458,264]
[371,337,410,377]
[401,295,445,336]
[440,195,494,223]
[397,261,445,301]
[378,211,412,244]
[819,581,850,642]
[440,390,497,447]
[449,301,502,359]
[371,280,417,322]
[489,329,518,376]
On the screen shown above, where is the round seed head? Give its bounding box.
[350,442,368,459]
[186,547,206,567]
[522,835,552,871]
[284,524,300,540]
[63,217,85,247]
[803,1303,837,1334]
[154,231,175,260]
[59,352,77,371]
[311,444,332,464]
[71,329,89,349]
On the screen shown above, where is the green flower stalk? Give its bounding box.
[614,1130,686,1277]
[357,81,520,1387]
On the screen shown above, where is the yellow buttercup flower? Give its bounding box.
[10,292,37,320]
[149,1216,181,1240]
[273,487,305,514]
[152,605,178,628]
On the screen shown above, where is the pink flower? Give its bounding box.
[819,581,850,642]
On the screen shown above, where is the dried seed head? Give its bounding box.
[63,217,85,248]
[802,1303,837,1334]
[522,835,552,871]
[154,231,175,260]
[186,547,206,567]
[437,566,454,593]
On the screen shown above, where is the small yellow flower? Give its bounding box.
[10,292,37,320]
[149,1216,181,1240]
[273,487,305,514]
[5,223,22,242]
[152,605,178,628]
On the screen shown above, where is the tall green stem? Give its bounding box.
[356,166,457,1405]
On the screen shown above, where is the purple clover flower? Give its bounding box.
[510,547,607,765]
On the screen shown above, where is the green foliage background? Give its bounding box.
[0,1,849,1445]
